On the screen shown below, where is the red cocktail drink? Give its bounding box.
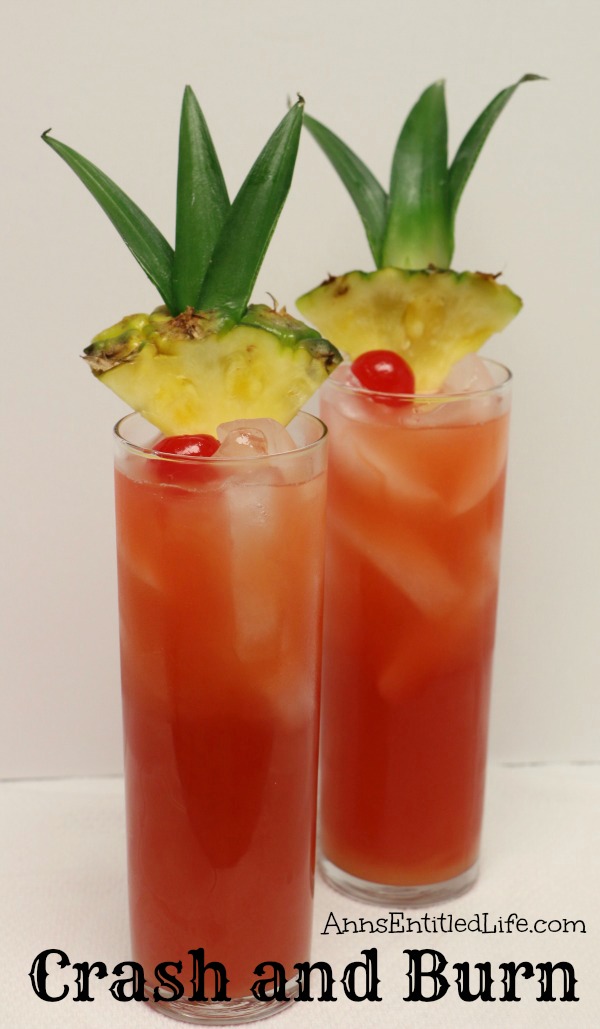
[114,412,327,1021]
[319,359,511,903]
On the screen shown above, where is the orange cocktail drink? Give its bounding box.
[318,359,511,904]
[114,411,327,1022]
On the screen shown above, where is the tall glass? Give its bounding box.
[114,411,327,1023]
[318,361,511,905]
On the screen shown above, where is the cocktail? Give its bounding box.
[115,411,327,1017]
[317,357,510,901]
[45,89,340,1020]
[297,76,540,901]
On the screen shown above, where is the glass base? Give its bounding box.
[147,978,299,1025]
[319,852,479,907]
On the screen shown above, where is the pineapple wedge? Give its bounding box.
[298,268,521,393]
[84,304,338,436]
[44,89,341,433]
[297,76,542,389]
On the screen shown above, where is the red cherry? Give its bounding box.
[351,350,415,402]
[152,433,220,458]
[150,433,220,488]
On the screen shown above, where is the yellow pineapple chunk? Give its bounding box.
[297,268,522,393]
[84,306,340,436]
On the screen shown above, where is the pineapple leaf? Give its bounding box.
[197,99,304,322]
[304,113,388,267]
[449,74,545,227]
[42,131,175,311]
[382,81,452,270]
[172,86,230,315]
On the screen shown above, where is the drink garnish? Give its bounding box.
[43,89,341,436]
[351,350,415,400]
[297,76,543,391]
[152,434,220,458]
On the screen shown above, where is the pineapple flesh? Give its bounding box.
[85,305,339,436]
[297,268,521,393]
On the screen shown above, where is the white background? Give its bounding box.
[2,0,599,778]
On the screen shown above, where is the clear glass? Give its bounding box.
[318,361,512,905]
[114,411,328,1023]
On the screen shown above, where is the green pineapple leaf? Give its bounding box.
[304,113,388,267]
[382,80,452,270]
[172,86,230,314]
[303,76,543,275]
[42,130,175,311]
[448,73,546,228]
[197,98,305,322]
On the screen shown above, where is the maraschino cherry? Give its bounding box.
[150,433,220,486]
[152,434,220,458]
[351,350,415,400]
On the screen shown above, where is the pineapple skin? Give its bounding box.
[296,268,522,393]
[84,305,341,436]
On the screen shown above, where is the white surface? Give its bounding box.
[3,765,599,1027]
[2,0,600,774]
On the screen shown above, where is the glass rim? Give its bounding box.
[325,357,512,403]
[113,409,328,465]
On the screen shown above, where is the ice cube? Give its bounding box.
[441,353,496,394]
[329,414,440,508]
[408,355,500,429]
[252,417,297,454]
[448,431,509,515]
[333,510,462,619]
[251,663,315,728]
[225,483,283,666]
[216,425,269,459]
[217,418,296,457]
[354,436,440,507]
